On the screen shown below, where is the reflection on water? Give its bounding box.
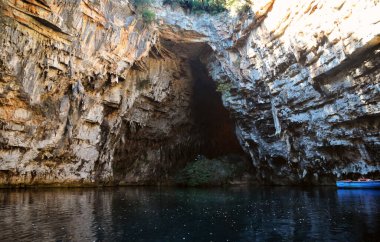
[0,187,379,241]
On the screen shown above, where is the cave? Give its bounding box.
[159,39,246,158]
[110,39,248,184]
[189,56,244,158]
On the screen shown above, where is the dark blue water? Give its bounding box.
[0,187,379,241]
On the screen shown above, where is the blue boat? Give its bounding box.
[336,179,380,189]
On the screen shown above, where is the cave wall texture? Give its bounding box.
[0,0,379,186]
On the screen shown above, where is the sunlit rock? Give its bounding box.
[0,0,379,186]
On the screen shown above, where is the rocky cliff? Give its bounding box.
[0,0,379,186]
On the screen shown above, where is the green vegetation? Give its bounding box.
[132,0,250,17]
[163,0,250,15]
[132,0,156,25]
[163,0,227,14]
[216,82,232,94]
[142,9,156,24]
[174,155,248,186]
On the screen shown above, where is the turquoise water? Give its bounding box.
[0,187,379,241]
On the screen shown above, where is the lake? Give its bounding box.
[0,186,379,241]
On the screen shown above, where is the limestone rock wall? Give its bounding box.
[0,0,205,186]
[221,0,380,184]
[1,0,379,186]
[157,0,380,184]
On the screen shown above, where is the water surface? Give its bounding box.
[0,187,379,241]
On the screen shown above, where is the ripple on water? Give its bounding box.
[0,187,379,241]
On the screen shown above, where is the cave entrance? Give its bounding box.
[160,39,244,159]
[189,57,244,158]
[111,39,249,185]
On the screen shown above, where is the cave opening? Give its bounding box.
[189,56,245,158]
[111,39,250,184]
[160,39,245,160]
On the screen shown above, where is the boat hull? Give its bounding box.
[336,180,380,189]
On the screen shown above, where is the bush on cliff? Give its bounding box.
[142,9,156,24]
[163,0,227,14]
[163,0,250,15]
[133,0,156,25]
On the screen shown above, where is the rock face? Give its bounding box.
[228,0,380,184]
[0,0,173,185]
[162,0,380,184]
[0,0,379,186]
[0,0,243,186]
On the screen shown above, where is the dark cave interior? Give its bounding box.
[160,38,245,159]
[111,40,249,184]
[189,57,244,158]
